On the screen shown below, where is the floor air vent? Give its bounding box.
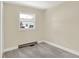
[18,41,38,48]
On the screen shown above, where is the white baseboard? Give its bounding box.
[3,46,18,53]
[3,41,40,53]
[3,41,41,53]
[42,40,79,56]
[3,40,79,56]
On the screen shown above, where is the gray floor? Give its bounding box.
[3,42,79,58]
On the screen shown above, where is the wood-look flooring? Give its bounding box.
[3,42,79,58]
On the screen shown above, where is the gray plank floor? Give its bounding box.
[3,42,79,58]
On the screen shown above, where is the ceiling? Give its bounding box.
[5,1,63,10]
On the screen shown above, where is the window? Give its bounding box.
[19,13,35,30]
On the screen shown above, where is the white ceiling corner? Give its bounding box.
[5,1,63,10]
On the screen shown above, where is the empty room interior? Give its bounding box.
[1,1,79,58]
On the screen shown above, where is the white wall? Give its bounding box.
[4,3,45,50]
[0,2,1,57]
[0,1,3,58]
[45,2,79,53]
[3,2,79,55]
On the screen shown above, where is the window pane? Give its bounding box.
[19,13,35,30]
[20,13,34,19]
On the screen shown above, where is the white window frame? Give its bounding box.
[19,13,36,30]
